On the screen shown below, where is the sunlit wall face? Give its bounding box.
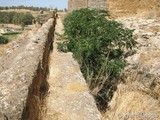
[68,0,107,12]
[68,0,88,12]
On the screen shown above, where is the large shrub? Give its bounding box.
[58,8,137,110]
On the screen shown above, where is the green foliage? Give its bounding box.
[0,36,9,44]
[57,42,68,53]
[55,33,67,40]
[2,32,21,35]
[0,12,34,25]
[0,6,49,11]
[58,8,137,110]
[2,32,21,40]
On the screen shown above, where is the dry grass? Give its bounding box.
[103,16,160,119]
[103,88,160,120]
[0,44,9,57]
[103,71,160,120]
[146,25,160,33]
[67,81,88,92]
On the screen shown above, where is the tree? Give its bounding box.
[0,12,34,26]
[54,7,58,12]
[57,8,137,110]
[64,8,68,12]
[12,13,21,24]
[21,13,33,25]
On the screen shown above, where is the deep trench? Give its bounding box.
[20,15,116,119]
[21,18,56,120]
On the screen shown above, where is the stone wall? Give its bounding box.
[88,0,107,10]
[107,0,160,18]
[68,0,160,18]
[68,0,87,12]
[68,0,107,12]
[0,16,56,119]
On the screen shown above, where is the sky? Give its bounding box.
[0,0,68,9]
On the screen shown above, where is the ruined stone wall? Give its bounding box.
[68,0,107,12]
[0,16,56,120]
[107,0,160,18]
[68,0,160,18]
[68,0,87,12]
[88,0,107,10]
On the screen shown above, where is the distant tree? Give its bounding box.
[21,13,33,25]
[0,12,34,25]
[8,12,15,23]
[21,22,25,30]
[4,6,9,10]
[12,13,21,24]
[64,8,68,12]
[3,15,10,23]
[36,16,41,24]
[0,6,50,11]
[40,10,43,14]
[54,7,58,12]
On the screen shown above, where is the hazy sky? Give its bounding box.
[0,0,68,9]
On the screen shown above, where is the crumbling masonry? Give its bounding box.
[68,0,107,12]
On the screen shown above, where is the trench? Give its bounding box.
[41,17,102,120]
[21,15,102,120]
[21,16,56,120]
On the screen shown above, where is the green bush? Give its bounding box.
[2,32,21,35]
[58,8,137,110]
[0,36,9,44]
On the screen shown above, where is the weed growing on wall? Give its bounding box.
[57,8,137,110]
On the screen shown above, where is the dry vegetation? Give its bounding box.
[103,58,160,119]
[0,44,9,56]
[103,2,160,118]
[104,81,160,120]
